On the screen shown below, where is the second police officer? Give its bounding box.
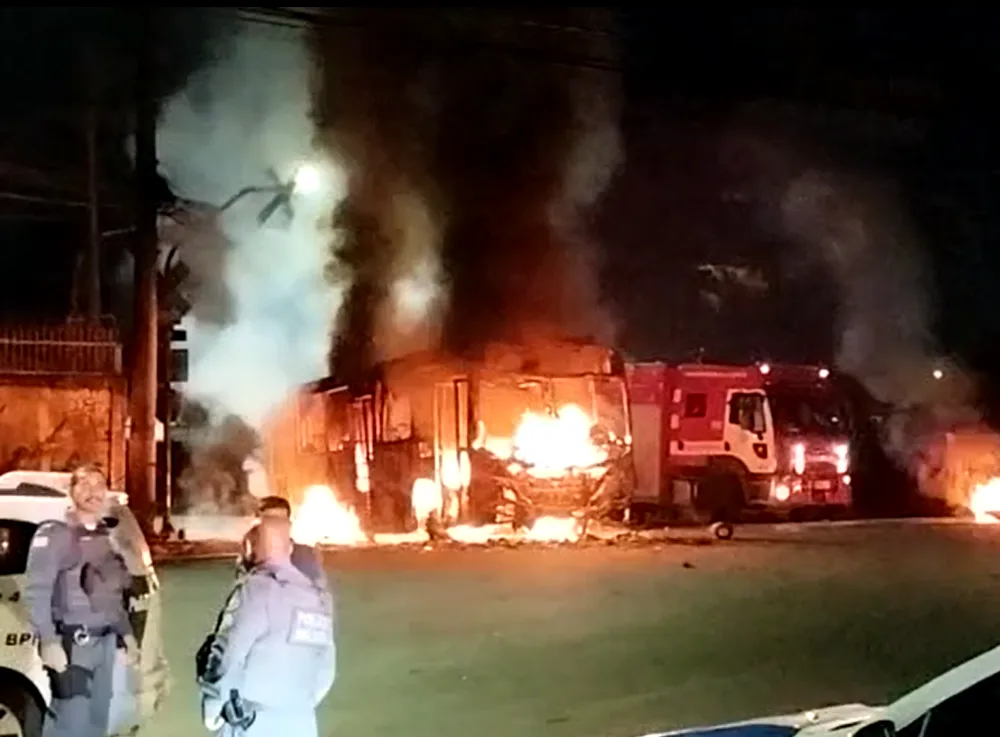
[199,516,336,737]
[237,495,327,590]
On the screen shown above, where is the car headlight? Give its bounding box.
[834,443,849,474]
[792,443,806,475]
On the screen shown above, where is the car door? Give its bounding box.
[107,503,170,735]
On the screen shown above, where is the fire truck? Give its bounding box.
[627,363,774,535]
[626,361,855,534]
[264,340,634,535]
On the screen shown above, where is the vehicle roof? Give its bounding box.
[882,641,1000,729]
[0,471,128,526]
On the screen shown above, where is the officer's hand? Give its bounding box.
[121,634,140,666]
[203,705,225,731]
[40,639,68,673]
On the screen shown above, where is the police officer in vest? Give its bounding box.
[24,465,139,737]
[237,496,327,590]
[200,516,336,737]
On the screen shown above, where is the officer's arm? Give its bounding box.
[200,576,270,718]
[23,523,70,642]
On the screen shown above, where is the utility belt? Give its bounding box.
[55,622,116,648]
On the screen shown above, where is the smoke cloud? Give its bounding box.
[733,134,984,488]
[157,19,346,429]
[310,9,621,378]
[780,169,980,463]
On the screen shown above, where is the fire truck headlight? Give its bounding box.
[834,443,849,474]
[792,443,806,475]
[774,483,791,502]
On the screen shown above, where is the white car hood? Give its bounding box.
[643,702,882,736]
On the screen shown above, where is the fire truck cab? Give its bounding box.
[628,362,776,531]
[762,363,853,516]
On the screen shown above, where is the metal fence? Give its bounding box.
[0,320,122,375]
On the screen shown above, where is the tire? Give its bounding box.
[0,674,44,737]
[710,521,735,541]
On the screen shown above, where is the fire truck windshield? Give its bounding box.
[769,390,851,438]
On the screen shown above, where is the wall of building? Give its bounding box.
[0,373,127,488]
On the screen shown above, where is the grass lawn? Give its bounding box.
[142,523,1000,737]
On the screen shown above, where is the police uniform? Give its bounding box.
[199,560,336,737]
[24,514,133,737]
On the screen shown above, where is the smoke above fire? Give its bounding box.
[735,135,983,479]
[310,9,621,376]
[156,19,346,429]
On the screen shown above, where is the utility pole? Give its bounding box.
[84,45,101,320]
[155,321,174,535]
[126,9,159,537]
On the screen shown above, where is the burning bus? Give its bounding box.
[262,340,634,541]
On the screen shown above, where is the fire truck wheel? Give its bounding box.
[710,521,735,541]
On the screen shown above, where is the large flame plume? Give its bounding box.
[476,402,609,479]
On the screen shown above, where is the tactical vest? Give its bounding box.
[44,520,129,628]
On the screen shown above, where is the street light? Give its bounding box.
[216,162,328,226]
[292,163,323,196]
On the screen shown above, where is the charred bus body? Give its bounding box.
[263,341,635,534]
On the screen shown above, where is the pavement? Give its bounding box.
[145,518,1000,737]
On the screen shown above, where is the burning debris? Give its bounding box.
[260,339,634,545]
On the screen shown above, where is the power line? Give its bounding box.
[235,8,622,75]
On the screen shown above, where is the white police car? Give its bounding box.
[642,638,1000,736]
[0,471,170,737]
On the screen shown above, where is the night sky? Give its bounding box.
[0,9,999,388]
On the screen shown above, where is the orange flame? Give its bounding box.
[523,516,582,542]
[411,477,441,526]
[291,484,367,546]
[476,403,608,478]
[969,477,1000,524]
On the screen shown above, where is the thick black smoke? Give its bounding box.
[311,9,621,379]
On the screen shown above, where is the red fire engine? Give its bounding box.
[627,361,854,535]
[627,362,775,537]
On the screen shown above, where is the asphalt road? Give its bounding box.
[142,521,1000,737]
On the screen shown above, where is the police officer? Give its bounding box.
[24,465,139,737]
[237,496,327,589]
[200,516,336,737]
